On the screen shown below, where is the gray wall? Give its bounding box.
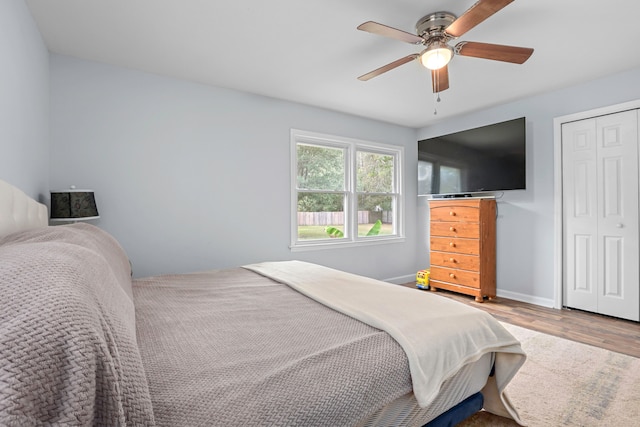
[0,0,49,199]
[50,54,420,281]
[417,67,640,305]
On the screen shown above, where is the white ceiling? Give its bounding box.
[26,0,640,128]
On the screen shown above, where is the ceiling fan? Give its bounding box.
[356,0,534,93]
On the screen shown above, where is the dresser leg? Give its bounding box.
[475,296,484,303]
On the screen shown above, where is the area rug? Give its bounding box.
[458,323,640,426]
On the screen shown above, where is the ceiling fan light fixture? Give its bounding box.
[420,42,453,70]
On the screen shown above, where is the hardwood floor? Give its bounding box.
[401,284,640,359]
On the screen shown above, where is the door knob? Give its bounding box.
[616,223,624,228]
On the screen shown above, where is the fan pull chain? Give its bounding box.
[433,91,441,115]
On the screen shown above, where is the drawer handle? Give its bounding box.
[449,211,456,216]
[449,273,456,279]
[449,242,455,247]
[449,257,456,263]
[449,226,456,232]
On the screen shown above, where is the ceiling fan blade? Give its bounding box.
[358,54,418,81]
[357,21,424,45]
[445,0,514,38]
[456,41,533,64]
[431,65,450,93]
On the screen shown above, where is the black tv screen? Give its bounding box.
[418,117,526,196]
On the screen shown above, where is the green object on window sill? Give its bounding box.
[324,219,382,238]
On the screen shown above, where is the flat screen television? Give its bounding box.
[418,117,526,197]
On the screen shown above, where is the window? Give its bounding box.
[291,129,403,250]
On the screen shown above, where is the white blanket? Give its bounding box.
[245,260,526,424]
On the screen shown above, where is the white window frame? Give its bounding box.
[290,129,405,251]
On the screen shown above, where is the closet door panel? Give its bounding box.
[573,234,595,294]
[595,110,639,321]
[563,119,598,312]
[602,236,622,298]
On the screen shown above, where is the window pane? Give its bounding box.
[356,151,394,193]
[297,192,345,240]
[440,165,461,194]
[297,144,345,190]
[357,194,394,237]
[418,160,433,195]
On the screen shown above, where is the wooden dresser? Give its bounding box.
[428,198,496,302]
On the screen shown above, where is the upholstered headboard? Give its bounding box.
[0,180,48,237]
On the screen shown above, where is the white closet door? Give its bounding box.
[563,119,598,313]
[595,111,639,321]
[563,110,639,321]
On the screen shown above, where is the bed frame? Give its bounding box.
[0,179,512,426]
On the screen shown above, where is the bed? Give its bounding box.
[0,179,526,426]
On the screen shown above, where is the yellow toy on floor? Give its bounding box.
[416,269,430,290]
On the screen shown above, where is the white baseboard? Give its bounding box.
[496,289,555,308]
[385,274,556,309]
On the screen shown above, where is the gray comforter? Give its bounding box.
[0,224,155,426]
[0,223,524,426]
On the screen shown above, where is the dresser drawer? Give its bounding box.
[430,206,480,223]
[430,222,479,238]
[430,251,480,271]
[430,266,480,289]
[430,237,479,255]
